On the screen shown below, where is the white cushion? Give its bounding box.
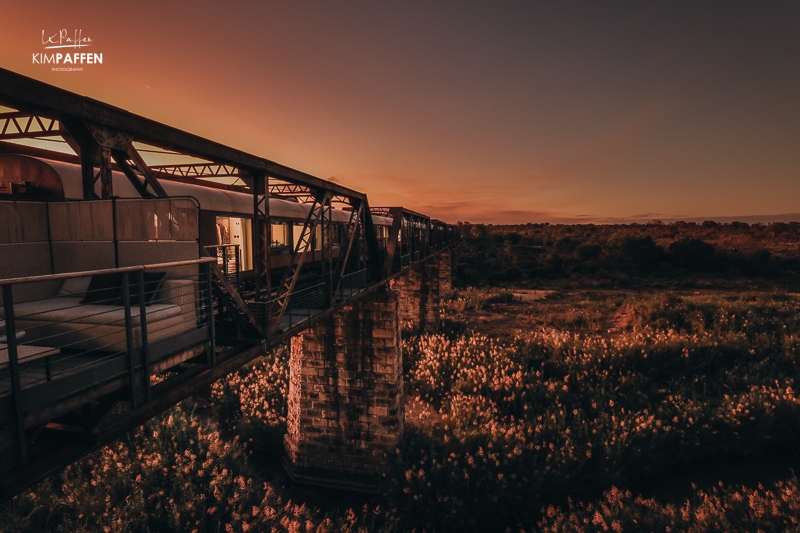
[57,276,92,297]
[13,297,182,327]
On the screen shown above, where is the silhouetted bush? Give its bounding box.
[454,221,799,287]
[669,237,717,271]
[575,243,602,260]
[612,235,667,274]
[498,266,522,282]
[505,232,522,244]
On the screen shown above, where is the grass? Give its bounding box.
[3,287,800,532]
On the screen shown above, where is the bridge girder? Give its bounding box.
[0,67,462,501]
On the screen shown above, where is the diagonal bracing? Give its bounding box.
[0,113,64,140]
[271,190,331,328]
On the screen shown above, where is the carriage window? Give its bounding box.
[378,225,389,249]
[290,223,330,252]
[216,216,253,271]
[271,222,289,247]
[314,224,323,251]
[329,225,341,247]
[293,224,304,251]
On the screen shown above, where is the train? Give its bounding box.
[0,152,411,291]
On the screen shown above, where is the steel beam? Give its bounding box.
[0,68,367,201]
[361,200,384,282]
[272,190,330,328]
[381,207,404,274]
[0,113,63,140]
[112,149,155,198]
[251,171,270,301]
[149,163,243,179]
[85,124,168,198]
[124,143,168,198]
[332,201,363,299]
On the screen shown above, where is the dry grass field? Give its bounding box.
[3,222,800,532]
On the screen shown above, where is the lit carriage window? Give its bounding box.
[271,222,289,247]
[379,225,389,248]
[216,216,230,245]
[293,223,304,251]
[216,216,253,271]
[314,224,323,251]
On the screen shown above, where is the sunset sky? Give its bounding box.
[1,1,799,224]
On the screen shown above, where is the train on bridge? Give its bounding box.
[0,68,460,498]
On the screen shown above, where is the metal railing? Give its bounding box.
[0,258,216,468]
[337,268,368,300]
[0,220,459,477]
[250,282,330,335]
[205,244,241,293]
[220,227,460,338]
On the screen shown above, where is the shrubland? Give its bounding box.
[456,221,800,288]
[3,223,800,532]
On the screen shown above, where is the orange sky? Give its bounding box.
[2,1,799,224]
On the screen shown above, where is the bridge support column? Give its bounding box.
[284,290,403,491]
[392,251,453,332]
[438,249,453,294]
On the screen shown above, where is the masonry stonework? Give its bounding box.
[284,289,403,491]
[392,257,439,331]
[390,250,453,331]
[438,249,453,294]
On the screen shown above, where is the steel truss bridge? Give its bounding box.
[0,68,459,500]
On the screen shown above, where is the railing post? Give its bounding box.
[2,285,27,464]
[137,271,151,402]
[122,273,138,408]
[234,244,242,341]
[260,300,268,345]
[234,244,242,293]
[205,263,216,366]
[286,293,291,328]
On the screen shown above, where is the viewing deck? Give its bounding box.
[0,67,459,498]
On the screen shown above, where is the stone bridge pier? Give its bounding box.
[284,290,403,491]
[391,249,453,332]
[284,249,453,490]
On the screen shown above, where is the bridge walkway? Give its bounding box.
[0,243,457,500]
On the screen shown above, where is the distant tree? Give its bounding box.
[575,243,602,260]
[545,254,563,276]
[499,266,523,282]
[669,238,716,271]
[555,236,577,253]
[616,235,668,273]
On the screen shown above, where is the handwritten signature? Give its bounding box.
[42,29,93,49]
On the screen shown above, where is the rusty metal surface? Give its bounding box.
[0,153,64,198]
[0,113,64,140]
[0,66,462,502]
[0,68,368,201]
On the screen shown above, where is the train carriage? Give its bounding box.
[0,153,395,293]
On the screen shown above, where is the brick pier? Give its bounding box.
[284,289,403,491]
[391,249,453,332]
[438,248,453,294]
[284,249,454,490]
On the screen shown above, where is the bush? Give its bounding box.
[669,237,717,271]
